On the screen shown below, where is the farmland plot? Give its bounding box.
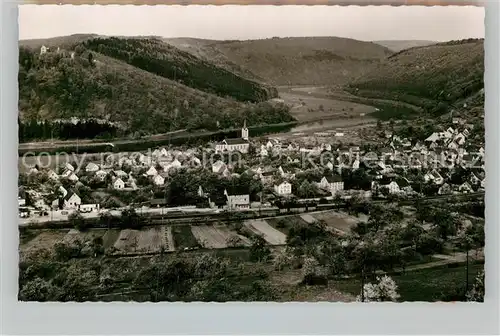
[113,229,142,254]
[300,214,317,224]
[312,211,360,233]
[62,229,106,246]
[244,219,287,245]
[113,228,168,254]
[102,229,121,250]
[191,224,250,249]
[136,227,167,254]
[163,226,176,252]
[20,229,68,254]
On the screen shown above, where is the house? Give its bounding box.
[18,197,26,207]
[215,122,250,153]
[113,170,128,179]
[80,204,100,213]
[438,183,452,195]
[58,186,68,198]
[274,181,292,196]
[85,162,100,172]
[113,178,125,190]
[153,175,165,186]
[469,173,481,185]
[278,166,295,179]
[458,182,474,193]
[61,169,73,178]
[63,192,81,210]
[212,160,227,174]
[67,173,79,182]
[64,163,75,172]
[40,45,48,55]
[316,175,344,195]
[376,181,400,194]
[424,169,444,185]
[146,166,158,176]
[260,147,269,157]
[95,169,108,181]
[395,177,412,192]
[260,170,276,184]
[47,169,59,181]
[224,189,250,210]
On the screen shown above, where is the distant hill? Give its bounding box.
[18,36,293,139]
[165,36,393,86]
[374,40,437,52]
[346,39,484,118]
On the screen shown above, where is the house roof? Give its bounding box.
[325,175,343,183]
[223,138,249,145]
[64,191,79,201]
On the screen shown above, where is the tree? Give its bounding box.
[466,270,484,302]
[249,235,271,262]
[19,277,56,302]
[68,211,87,231]
[357,275,400,302]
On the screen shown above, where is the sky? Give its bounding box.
[18,5,484,42]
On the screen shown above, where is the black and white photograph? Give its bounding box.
[16,4,485,303]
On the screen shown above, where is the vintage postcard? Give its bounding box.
[17,4,485,303]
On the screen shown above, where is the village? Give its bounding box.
[19,116,485,224]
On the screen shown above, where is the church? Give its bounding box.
[215,121,250,154]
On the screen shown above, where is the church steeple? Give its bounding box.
[242,120,249,140]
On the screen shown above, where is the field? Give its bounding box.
[311,211,361,233]
[279,88,376,123]
[20,229,69,255]
[112,227,167,255]
[300,214,317,224]
[191,224,250,249]
[266,216,309,236]
[172,225,201,250]
[244,219,287,245]
[333,262,484,302]
[102,229,121,249]
[62,229,106,246]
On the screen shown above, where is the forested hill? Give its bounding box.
[346,39,484,118]
[81,37,277,102]
[18,38,293,140]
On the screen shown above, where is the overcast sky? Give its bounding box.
[18,5,484,42]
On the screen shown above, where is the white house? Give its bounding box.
[40,45,48,55]
[80,204,100,213]
[317,175,344,195]
[67,173,79,182]
[63,192,81,210]
[64,163,75,172]
[424,169,444,185]
[113,178,125,190]
[376,181,400,194]
[458,182,473,193]
[274,181,292,196]
[212,160,227,174]
[85,162,100,172]
[224,190,250,210]
[153,174,165,186]
[146,166,158,176]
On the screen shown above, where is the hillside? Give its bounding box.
[18,40,293,139]
[165,37,393,86]
[374,40,437,52]
[346,39,484,118]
